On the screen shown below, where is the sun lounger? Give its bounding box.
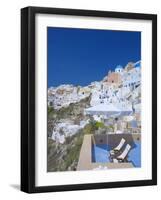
[116,144,131,162]
[110,138,126,156]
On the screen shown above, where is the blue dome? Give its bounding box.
[116,65,123,69]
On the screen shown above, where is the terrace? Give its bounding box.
[77,133,141,170]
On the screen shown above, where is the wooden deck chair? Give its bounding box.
[110,138,126,156]
[116,144,131,162]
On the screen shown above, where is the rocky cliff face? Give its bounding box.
[47,95,93,171]
[47,130,84,171]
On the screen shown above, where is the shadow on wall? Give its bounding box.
[93,134,141,150]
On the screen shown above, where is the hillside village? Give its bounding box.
[47,61,141,171]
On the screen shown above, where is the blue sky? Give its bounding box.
[47,27,141,87]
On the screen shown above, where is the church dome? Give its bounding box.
[115,65,123,73]
[116,65,123,69]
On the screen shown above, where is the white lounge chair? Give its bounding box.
[110,138,126,156]
[116,144,131,162]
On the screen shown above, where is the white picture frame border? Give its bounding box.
[35,13,152,187]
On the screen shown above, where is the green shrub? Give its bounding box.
[95,121,105,129]
[48,106,53,114]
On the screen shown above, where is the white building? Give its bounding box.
[122,67,141,89]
